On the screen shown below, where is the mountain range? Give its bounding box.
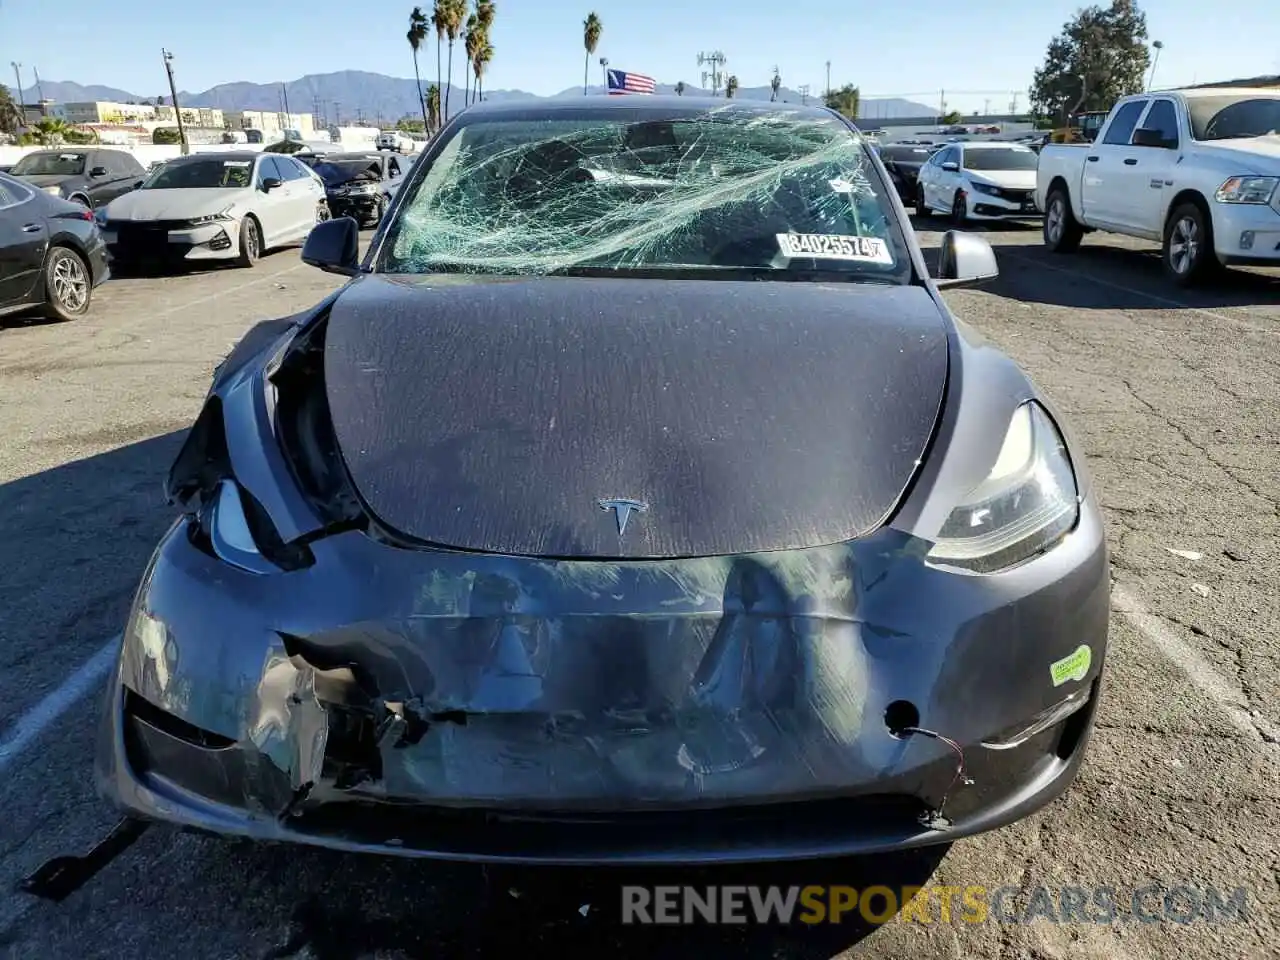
[6,72,935,123]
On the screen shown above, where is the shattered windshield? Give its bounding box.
[1188,96,1280,140]
[379,108,911,282]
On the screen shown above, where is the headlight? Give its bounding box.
[969,182,1000,196]
[346,182,377,195]
[926,402,1080,573]
[205,480,280,574]
[43,185,63,196]
[185,208,234,226]
[1214,176,1278,204]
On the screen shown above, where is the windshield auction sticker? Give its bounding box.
[776,233,893,264]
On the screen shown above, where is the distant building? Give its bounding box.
[155,104,224,127]
[223,110,314,136]
[55,101,159,124]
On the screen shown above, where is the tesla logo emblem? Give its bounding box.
[597,498,648,536]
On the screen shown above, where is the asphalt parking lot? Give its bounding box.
[0,222,1277,960]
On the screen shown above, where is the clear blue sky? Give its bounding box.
[3,0,1278,111]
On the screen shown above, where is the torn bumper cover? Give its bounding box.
[95,503,1109,865]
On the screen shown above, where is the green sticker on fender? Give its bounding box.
[1050,645,1092,687]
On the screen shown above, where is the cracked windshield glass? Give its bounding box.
[382,109,910,280]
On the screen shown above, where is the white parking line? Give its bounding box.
[0,635,120,774]
[997,250,1279,335]
[1112,587,1280,755]
[129,261,308,323]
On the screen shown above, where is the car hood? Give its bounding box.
[1194,136,1280,173]
[966,169,1037,190]
[322,275,949,559]
[104,187,252,221]
[13,173,77,188]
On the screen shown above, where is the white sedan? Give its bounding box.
[98,151,327,269]
[915,142,1042,225]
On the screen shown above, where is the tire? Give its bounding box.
[236,216,262,268]
[1162,201,1219,287]
[371,194,388,226]
[43,246,92,321]
[1043,187,1083,253]
[951,191,968,227]
[916,185,931,218]
[316,201,331,224]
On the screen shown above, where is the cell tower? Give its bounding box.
[696,51,727,96]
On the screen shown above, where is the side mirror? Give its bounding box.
[302,216,361,276]
[132,179,144,189]
[935,230,999,289]
[90,166,109,178]
[261,177,283,191]
[1132,127,1176,149]
[940,161,959,172]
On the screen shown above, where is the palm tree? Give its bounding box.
[469,1,495,103]
[426,83,441,133]
[473,38,493,102]
[674,81,685,96]
[463,13,479,106]
[770,68,781,101]
[432,1,446,123]
[725,75,739,99]
[582,12,602,95]
[408,7,430,131]
[442,0,467,121]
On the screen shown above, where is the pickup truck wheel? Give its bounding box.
[1163,202,1219,287]
[1043,188,1083,253]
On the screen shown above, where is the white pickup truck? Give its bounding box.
[1035,86,1280,286]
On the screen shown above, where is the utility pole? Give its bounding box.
[1009,92,1018,116]
[696,51,726,96]
[938,89,945,123]
[33,66,45,104]
[798,83,810,106]
[334,101,342,126]
[161,49,188,153]
[825,60,831,99]
[281,82,291,122]
[10,62,22,109]
[983,98,990,116]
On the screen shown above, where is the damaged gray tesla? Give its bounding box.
[96,96,1110,864]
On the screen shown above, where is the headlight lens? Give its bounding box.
[43,185,63,196]
[969,182,1000,196]
[926,402,1079,573]
[1214,176,1278,204]
[206,480,278,574]
[346,182,377,195]
[185,208,234,226]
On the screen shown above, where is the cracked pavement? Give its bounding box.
[0,219,1277,959]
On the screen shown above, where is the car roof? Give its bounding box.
[167,151,262,162]
[1177,86,1280,99]
[956,140,1034,150]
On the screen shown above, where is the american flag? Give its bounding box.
[607,68,656,95]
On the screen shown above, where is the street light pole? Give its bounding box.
[600,57,608,89]
[1147,40,1164,91]
[161,49,188,153]
[10,62,23,109]
[825,60,830,99]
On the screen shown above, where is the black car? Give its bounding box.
[7,148,146,210]
[97,96,1109,865]
[312,153,407,226]
[877,142,938,204]
[0,172,109,321]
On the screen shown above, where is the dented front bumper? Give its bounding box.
[96,503,1109,864]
